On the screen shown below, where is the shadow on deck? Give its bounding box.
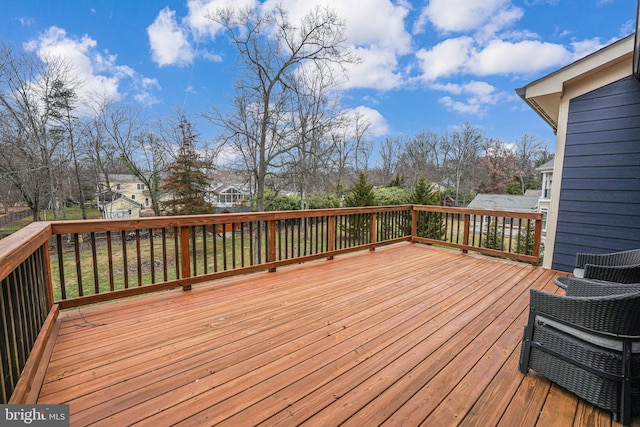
[36,243,626,426]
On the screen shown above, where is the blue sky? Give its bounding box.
[0,0,636,159]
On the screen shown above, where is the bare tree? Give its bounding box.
[378,136,405,185]
[397,130,442,186]
[284,60,347,208]
[351,110,372,172]
[82,103,127,209]
[96,98,167,214]
[513,134,546,194]
[325,111,372,198]
[206,4,356,211]
[441,122,484,206]
[0,44,78,220]
[477,138,520,194]
[48,77,92,218]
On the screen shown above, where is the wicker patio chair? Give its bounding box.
[519,282,640,426]
[554,275,640,290]
[573,248,640,283]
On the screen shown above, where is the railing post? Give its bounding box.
[180,226,191,291]
[411,208,417,242]
[42,243,54,308]
[532,218,542,266]
[463,214,470,254]
[267,219,277,272]
[369,212,377,251]
[328,215,336,260]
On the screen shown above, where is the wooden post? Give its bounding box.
[532,217,542,266]
[42,243,54,308]
[267,219,277,272]
[328,215,336,260]
[463,213,470,254]
[180,226,191,290]
[411,208,417,242]
[369,212,377,251]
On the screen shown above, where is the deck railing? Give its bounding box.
[0,204,541,403]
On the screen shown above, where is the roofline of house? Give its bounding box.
[516,34,635,133]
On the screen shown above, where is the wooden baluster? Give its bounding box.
[463,213,470,254]
[180,226,191,291]
[267,219,277,272]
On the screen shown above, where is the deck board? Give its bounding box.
[37,243,627,426]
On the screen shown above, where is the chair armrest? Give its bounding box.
[583,263,640,284]
[529,288,640,336]
[576,249,640,268]
[564,278,640,297]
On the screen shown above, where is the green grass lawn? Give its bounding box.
[1,207,102,234]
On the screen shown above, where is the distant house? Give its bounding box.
[467,194,539,213]
[101,196,145,219]
[535,158,554,241]
[212,184,251,208]
[467,193,539,229]
[98,174,152,209]
[517,33,640,271]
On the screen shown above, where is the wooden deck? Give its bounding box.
[36,243,628,426]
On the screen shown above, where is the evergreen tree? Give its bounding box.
[343,172,375,240]
[409,176,441,206]
[344,172,375,207]
[409,176,445,239]
[161,118,213,215]
[516,219,536,256]
[484,217,504,251]
[388,174,404,188]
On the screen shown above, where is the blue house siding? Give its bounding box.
[552,76,640,272]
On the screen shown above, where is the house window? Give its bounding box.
[542,174,552,199]
[219,188,247,205]
[116,183,121,190]
[145,198,149,206]
[131,195,136,200]
[540,207,549,232]
[137,184,145,190]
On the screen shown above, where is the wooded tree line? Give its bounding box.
[0,4,552,220]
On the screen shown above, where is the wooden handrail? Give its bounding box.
[2,204,543,404]
[0,222,51,284]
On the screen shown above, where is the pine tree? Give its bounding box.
[161,118,213,215]
[343,172,375,240]
[409,176,440,206]
[410,176,445,239]
[344,172,375,207]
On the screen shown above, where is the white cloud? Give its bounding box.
[469,39,570,75]
[417,0,522,34]
[341,46,403,90]
[416,37,474,81]
[439,96,482,115]
[262,0,412,89]
[185,0,255,38]
[262,0,411,50]
[619,19,635,38]
[432,81,495,97]
[344,105,388,137]
[433,81,502,115]
[148,7,194,67]
[417,38,571,81]
[569,37,611,61]
[24,26,160,112]
[17,16,35,27]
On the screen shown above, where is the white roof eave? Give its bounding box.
[517,34,635,132]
